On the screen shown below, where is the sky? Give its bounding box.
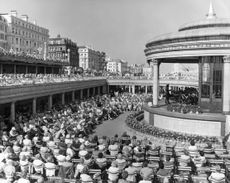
[1,0,230,69]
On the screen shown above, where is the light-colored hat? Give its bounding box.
[56,155,66,165]
[17,178,30,183]
[33,159,43,172]
[81,173,93,182]
[79,150,88,158]
[40,147,48,154]
[45,162,56,177]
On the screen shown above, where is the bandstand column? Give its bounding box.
[152,59,159,106]
[132,85,135,94]
[32,98,37,114]
[10,101,15,122]
[61,93,65,105]
[48,95,53,110]
[223,56,230,113]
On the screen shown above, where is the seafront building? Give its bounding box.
[106,59,128,74]
[0,15,8,50]
[78,46,106,71]
[2,10,49,56]
[48,35,79,67]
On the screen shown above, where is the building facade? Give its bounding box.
[129,64,144,75]
[142,64,152,78]
[2,10,49,56]
[48,35,79,67]
[78,46,105,71]
[106,59,128,74]
[0,16,8,50]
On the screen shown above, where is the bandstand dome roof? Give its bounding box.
[146,2,230,47]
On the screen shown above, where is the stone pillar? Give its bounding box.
[32,98,37,114]
[80,90,83,100]
[11,102,15,122]
[132,85,135,94]
[48,95,53,110]
[35,66,38,74]
[25,66,28,74]
[223,56,230,113]
[87,88,90,98]
[129,86,131,93]
[93,87,95,96]
[152,59,159,106]
[0,64,2,74]
[61,93,65,105]
[98,86,101,95]
[145,86,148,94]
[44,67,47,74]
[108,85,110,93]
[14,65,16,74]
[72,91,75,102]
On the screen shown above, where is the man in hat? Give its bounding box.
[33,158,44,175]
[45,156,56,177]
[4,159,16,182]
[115,153,126,171]
[208,166,225,183]
[140,161,154,181]
[107,161,120,183]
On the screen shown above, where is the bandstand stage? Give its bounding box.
[144,4,230,137]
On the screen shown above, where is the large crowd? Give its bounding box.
[0,74,105,86]
[0,92,229,183]
[0,93,145,182]
[0,49,67,64]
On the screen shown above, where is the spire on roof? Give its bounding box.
[206,1,217,19]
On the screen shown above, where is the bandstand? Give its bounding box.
[144,3,230,137]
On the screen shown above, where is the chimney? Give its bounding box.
[33,20,37,25]
[10,10,17,17]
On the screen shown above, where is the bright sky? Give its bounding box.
[1,0,230,67]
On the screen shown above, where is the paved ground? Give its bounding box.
[93,112,131,137]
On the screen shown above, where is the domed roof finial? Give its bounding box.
[206,1,217,19]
